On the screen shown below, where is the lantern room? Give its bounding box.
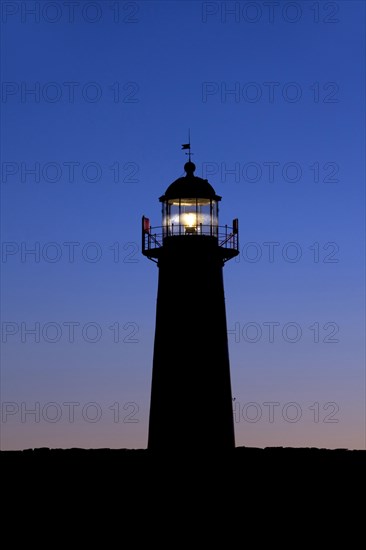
[142,159,239,263]
[159,161,221,237]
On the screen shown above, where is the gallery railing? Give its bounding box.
[143,224,239,253]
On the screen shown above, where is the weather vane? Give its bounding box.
[181,129,193,161]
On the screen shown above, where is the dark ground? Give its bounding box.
[2,446,364,521]
[2,445,364,467]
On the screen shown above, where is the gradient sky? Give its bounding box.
[1,0,365,450]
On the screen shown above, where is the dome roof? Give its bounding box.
[159,162,221,202]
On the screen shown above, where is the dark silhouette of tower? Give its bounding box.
[142,160,239,451]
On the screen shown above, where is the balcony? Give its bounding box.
[142,223,239,262]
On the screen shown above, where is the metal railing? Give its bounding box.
[143,224,239,252]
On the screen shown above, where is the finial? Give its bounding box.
[184,161,196,176]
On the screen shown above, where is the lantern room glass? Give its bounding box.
[162,198,218,237]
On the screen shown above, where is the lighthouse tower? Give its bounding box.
[142,160,239,451]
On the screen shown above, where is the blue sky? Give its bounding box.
[1,0,365,450]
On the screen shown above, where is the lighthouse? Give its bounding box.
[142,159,239,451]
